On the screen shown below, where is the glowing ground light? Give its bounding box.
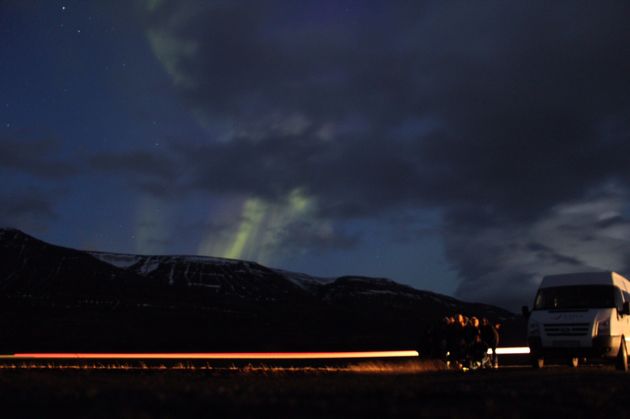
[492,347,530,355]
[0,348,531,359]
[0,350,419,360]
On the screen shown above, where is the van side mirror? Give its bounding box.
[521,305,530,318]
[623,301,630,316]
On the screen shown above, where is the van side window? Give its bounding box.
[614,287,624,312]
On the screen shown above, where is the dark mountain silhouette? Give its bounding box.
[0,228,517,353]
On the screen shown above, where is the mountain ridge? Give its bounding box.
[0,227,519,352]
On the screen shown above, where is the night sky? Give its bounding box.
[2,1,630,310]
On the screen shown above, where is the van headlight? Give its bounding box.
[528,320,540,337]
[596,318,610,336]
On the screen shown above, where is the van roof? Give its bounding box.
[540,271,629,288]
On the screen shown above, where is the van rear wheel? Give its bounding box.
[616,339,628,372]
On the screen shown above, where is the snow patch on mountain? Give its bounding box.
[89,250,338,292]
[89,251,242,268]
[89,252,144,269]
[273,269,335,290]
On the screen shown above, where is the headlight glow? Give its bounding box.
[597,318,610,336]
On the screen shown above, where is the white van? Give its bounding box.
[523,271,630,370]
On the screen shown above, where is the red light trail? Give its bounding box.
[0,350,419,360]
[0,347,530,359]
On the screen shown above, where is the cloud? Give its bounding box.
[88,150,183,198]
[446,187,630,309]
[132,1,630,308]
[0,137,77,178]
[89,150,176,180]
[0,188,57,231]
[0,136,72,233]
[139,1,630,210]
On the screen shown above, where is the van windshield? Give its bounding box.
[534,285,615,310]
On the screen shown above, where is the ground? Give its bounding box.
[0,362,628,418]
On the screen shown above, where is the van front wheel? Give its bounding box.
[616,339,628,372]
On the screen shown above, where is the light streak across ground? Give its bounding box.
[0,348,531,359]
[0,351,419,360]
[493,347,530,355]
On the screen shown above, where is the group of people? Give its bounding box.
[422,314,500,370]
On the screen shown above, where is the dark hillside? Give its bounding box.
[0,228,519,353]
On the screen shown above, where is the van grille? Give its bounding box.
[544,323,590,337]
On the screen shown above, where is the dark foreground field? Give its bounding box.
[1,362,629,418]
